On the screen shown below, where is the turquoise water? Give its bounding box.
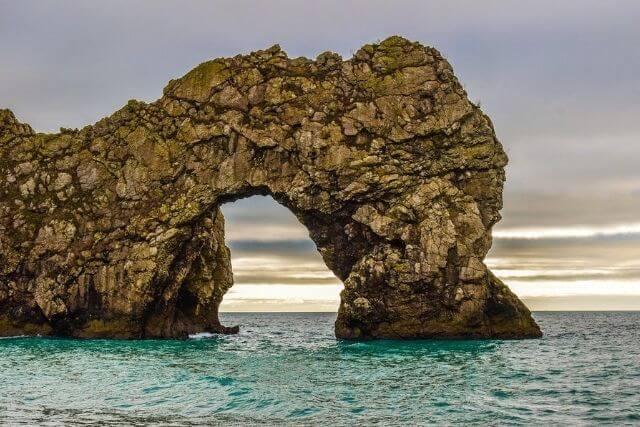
[1,312,639,425]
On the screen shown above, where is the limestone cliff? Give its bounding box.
[0,36,541,339]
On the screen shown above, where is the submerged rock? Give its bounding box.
[0,36,541,339]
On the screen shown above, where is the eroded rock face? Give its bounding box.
[0,36,541,339]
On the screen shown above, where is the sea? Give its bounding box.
[1,312,639,425]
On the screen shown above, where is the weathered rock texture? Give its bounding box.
[0,36,541,339]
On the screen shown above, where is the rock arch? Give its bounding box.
[0,36,541,339]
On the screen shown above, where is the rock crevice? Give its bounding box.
[0,36,541,339]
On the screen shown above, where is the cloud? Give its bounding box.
[229,239,317,254]
[219,284,341,312]
[493,223,640,240]
[523,295,640,311]
[231,254,339,285]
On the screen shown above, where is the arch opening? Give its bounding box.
[218,195,342,315]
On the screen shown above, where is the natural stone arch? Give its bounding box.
[0,36,541,339]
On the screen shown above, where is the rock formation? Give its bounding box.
[0,36,541,339]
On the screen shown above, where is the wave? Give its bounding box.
[188,332,218,339]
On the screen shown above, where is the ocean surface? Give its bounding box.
[1,312,639,425]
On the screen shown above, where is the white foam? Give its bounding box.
[188,332,217,339]
[0,335,28,339]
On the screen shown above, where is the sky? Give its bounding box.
[1,0,639,310]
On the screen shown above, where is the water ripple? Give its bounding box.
[1,312,639,425]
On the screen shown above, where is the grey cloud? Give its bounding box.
[499,190,640,228]
[496,270,640,283]
[222,196,300,228]
[491,233,640,259]
[229,239,317,255]
[233,275,339,286]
